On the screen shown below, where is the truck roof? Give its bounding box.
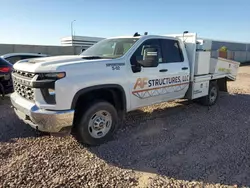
[107,35,177,40]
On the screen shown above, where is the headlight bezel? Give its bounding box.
[38,72,66,80]
[36,72,66,105]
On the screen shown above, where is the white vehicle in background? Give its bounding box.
[1,53,48,64]
[10,31,240,146]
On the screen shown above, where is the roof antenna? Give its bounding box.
[133,32,140,37]
[144,32,148,35]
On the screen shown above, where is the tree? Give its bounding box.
[219,46,228,52]
[218,46,228,58]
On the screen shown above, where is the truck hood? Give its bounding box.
[13,55,109,72]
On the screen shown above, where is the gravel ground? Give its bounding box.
[0,66,250,188]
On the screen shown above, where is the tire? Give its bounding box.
[200,81,219,106]
[74,100,119,146]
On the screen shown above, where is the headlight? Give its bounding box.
[39,72,66,80]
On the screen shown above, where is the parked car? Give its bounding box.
[1,53,48,65]
[0,57,13,97]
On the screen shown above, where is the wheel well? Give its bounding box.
[73,87,126,124]
[213,78,228,92]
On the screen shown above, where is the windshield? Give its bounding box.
[80,38,139,59]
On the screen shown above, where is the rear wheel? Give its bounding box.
[74,100,119,146]
[200,81,219,106]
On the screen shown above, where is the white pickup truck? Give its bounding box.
[10,32,240,146]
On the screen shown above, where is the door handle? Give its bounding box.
[182,67,188,70]
[159,69,168,72]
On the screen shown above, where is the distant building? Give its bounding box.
[197,38,250,63]
[61,36,105,52]
[197,38,250,51]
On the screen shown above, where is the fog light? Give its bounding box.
[48,88,55,95]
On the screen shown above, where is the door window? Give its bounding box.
[130,39,162,69]
[160,39,184,63]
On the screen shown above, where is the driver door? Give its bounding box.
[128,39,169,110]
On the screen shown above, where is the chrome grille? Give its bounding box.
[13,81,34,101]
[13,70,35,78]
[12,69,35,101]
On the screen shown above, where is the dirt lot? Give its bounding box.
[0,66,250,188]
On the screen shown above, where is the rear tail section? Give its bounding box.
[210,57,240,81]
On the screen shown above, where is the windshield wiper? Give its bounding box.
[81,56,104,59]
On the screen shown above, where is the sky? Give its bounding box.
[1,0,250,45]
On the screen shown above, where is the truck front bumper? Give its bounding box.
[10,93,74,133]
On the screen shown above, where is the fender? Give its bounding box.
[71,84,127,111]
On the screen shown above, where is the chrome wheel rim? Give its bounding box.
[209,87,217,103]
[88,110,112,138]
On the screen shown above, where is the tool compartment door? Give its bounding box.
[189,75,211,99]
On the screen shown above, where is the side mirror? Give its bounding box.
[138,47,159,67]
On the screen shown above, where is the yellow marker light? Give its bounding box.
[56,72,66,79]
[44,72,66,79]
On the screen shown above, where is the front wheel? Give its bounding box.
[74,100,119,146]
[200,81,219,106]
